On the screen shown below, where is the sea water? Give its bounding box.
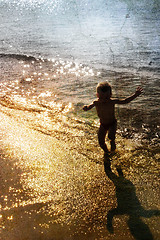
[0,0,160,239]
[1,0,160,69]
[0,0,159,137]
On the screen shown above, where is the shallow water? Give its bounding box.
[0,54,159,144]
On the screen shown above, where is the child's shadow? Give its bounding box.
[104,154,160,240]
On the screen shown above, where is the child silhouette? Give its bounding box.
[83,82,143,153]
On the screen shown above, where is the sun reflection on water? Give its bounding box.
[0,56,100,115]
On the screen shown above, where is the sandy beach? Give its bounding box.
[1,108,160,240]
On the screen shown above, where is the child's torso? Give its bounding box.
[94,99,116,124]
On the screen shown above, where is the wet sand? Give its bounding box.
[0,110,160,240]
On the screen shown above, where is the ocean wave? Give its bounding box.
[0,53,37,62]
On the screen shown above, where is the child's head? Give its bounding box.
[96,82,112,99]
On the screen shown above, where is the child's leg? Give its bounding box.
[108,121,117,151]
[98,124,108,152]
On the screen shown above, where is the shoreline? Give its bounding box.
[1,53,160,79]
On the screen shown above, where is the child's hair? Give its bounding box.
[96,82,112,95]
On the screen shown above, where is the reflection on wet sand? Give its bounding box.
[0,106,160,239]
[104,154,160,240]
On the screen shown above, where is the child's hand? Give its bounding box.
[83,105,88,111]
[135,87,143,96]
[83,103,94,111]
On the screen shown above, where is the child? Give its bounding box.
[83,82,143,153]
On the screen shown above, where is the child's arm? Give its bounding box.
[83,102,95,111]
[115,87,143,104]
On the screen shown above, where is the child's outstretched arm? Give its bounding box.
[83,102,95,111]
[115,87,143,104]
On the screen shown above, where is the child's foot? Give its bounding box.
[111,141,116,151]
